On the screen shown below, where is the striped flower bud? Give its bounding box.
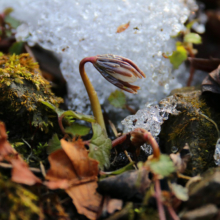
[92,54,146,93]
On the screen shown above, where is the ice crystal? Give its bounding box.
[0,0,198,113]
[214,138,220,166]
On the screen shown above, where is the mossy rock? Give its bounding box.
[0,53,63,149]
[0,174,41,220]
[159,89,220,176]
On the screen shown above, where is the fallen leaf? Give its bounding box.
[89,123,112,170]
[45,138,102,220]
[169,183,189,201]
[0,122,42,185]
[101,196,122,216]
[116,21,130,33]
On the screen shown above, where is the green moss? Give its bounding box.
[0,174,42,220]
[0,53,63,132]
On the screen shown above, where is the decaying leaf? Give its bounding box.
[45,138,102,220]
[0,122,42,185]
[116,21,130,33]
[202,65,220,94]
[101,196,123,216]
[89,123,112,170]
[169,183,189,201]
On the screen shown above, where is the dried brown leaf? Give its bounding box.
[116,21,130,33]
[45,138,102,220]
[0,122,42,185]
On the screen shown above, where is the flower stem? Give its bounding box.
[79,57,106,131]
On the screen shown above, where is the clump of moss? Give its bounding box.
[0,53,63,143]
[0,174,42,220]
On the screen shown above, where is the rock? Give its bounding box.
[186,167,220,210]
[0,53,63,143]
[159,88,220,176]
[181,204,218,220]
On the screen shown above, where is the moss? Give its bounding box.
[160,90,219,176]
[0,174,42,220]
[0,53,64,161]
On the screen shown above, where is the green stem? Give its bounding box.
[79,57,106,131]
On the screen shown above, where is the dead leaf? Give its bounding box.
[0,122,42,185]
[116,21,130,33]
[45,138,102,220]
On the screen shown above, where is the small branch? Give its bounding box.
[155,178,166,220]
[58,115,66,135]
[0,162,41,173]
[167,206,180,220]
[124,150,137,170]
[112,134,127,148]
[143,132,160,159]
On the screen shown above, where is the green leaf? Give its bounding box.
[40,101,95,122]
[169,45,187,69]
[148,154,176,177]
[5,15,21,29]
[184,33,202,44]
[108,90,126,108]
[47,134,61,154]
[101,162,134,177]
[88,123,112,170]
[9,42,24,55]
[64,123,90,136]
[170,183,188,201]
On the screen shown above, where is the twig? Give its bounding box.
[124,150,137,170]
[40,161,46,177]
[155,178,166,220]
[0,162,41,173]
[167,206,180,220]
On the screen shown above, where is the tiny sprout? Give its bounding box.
[93,54,146,94]
[79,54,145,131]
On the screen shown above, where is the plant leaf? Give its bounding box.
[170,183,189,201]
[148,154,176,177]
[45,138,102,219]
[0,122,42,185]
[47,133,61,154]
[9,42,24,55]
[169,45,187,69]
[65,123,90,137]
[101,162,134,178]
[108,90,126,108]
[88,123,112,170]
[40,101,95,122]
[184,33,202,44]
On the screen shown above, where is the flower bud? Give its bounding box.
[93,54,146,93]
